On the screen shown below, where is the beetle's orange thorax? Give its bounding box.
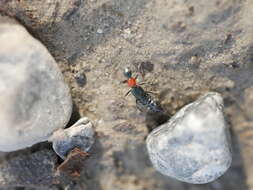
[127,78,137,87]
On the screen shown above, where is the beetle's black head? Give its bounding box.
[123,67,132,78]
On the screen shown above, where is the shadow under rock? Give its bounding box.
[145,111,170,132]
[75,138,104,190]
[65,102,81,128]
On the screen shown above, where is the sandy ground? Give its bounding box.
[1,0,253,189]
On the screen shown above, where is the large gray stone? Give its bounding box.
[0,16,72,151]
[146,92,232,184]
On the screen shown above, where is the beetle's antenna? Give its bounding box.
[125,89,131,97]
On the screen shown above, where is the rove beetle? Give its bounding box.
[123,68,163,113]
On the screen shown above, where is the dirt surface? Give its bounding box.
[1,0,253,189]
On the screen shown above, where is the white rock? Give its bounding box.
[97,28,103,34]
[146,92,232,184]
[49,117,95,159]
[0,16,72,151]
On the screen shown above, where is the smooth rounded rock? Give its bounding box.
[146,92,232,184]
[0,16,72,151]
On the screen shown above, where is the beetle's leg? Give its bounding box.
[136,99,145,112]
[125,89,132,97]
[138,82,148,86]
[121,79,128,83]
[146,91,159,95]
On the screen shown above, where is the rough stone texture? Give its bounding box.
[1,0,253,189]
[56,147,89,177]
[146,92,232,184]
[50,117,95,159]
[0,16,72,151]
[0,150,57,187]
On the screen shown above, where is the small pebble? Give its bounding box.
[97,28,103,34]
[50,117,95,159]
[124,28,131,34]
[75,72,87,87]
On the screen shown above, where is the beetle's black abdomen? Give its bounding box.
[131,86,163,113]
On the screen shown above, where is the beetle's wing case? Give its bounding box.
[132,86,163,113]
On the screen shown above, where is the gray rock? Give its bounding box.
[146,92,232,184]
[0,16,96,164]
[49,117,95,159]
[0,150,57,187]
[0,16,72,151]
